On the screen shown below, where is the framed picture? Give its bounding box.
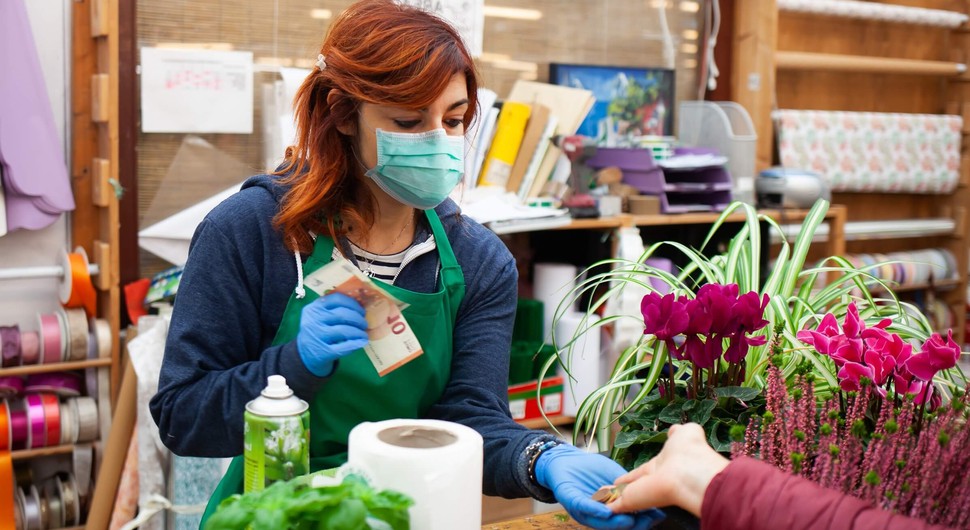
[549,63,675,141]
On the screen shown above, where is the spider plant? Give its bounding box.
[539,199,967,455]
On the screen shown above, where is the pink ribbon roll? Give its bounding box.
[38,313,62,365]
[0,325,20,367]
[25,372,81,397]
[19,331,39,366]
[8,398,29,450]
[0,376,23,399]
[25,394,47,449]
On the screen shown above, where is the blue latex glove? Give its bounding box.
[535,444,666,530]
[296,293,369,376]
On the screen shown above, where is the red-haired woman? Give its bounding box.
[150,1,662,528]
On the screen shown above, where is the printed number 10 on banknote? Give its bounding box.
[303,259,424,376]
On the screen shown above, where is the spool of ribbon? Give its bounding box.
[19,331,39,366]
[8,398,28,450]
[59,247,98,318]
[40,393,61,448]
[25,372,82,397]
[73,396,99,443]
[44,477,65,529]
[25,485,43,530]
[0,376,23,399]
[86,330,98,396]
[73,444,94,498]
[0,325,20,367]
[60,394,75,445]
[25,394,46,449]
[0,450,15,530]
[13,486,24,530]
[37,313,62,365]
[60,472,80,526]
[93,318,111,358]
[0,400,8,451]
[62,308,90,362]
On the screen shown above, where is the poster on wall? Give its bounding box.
[549,63,675,144]
[396,0,484,57]
[140,47,254,134]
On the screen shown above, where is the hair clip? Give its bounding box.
[316,54,327,70]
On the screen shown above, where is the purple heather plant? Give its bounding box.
[734,305,968,527]
[735,365,970,528]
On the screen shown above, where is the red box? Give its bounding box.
[507,376,564,421]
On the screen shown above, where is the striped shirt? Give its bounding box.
[329,233,438,285]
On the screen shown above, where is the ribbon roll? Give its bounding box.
[0,325,20,367]
[37,313,62,365]
[40,393,61,448]
[8,398,28,450]
[38,490,50,530]
[0,450,15,530]
[93,318,112,358]
[73,444,94,498]
[13,486,24,530]
[25,394,46,449]
[60,247,98,318]
[25,485,43,530]
[19,331,39,366]
[60,472,80,527]
[45,477,65,529]
[25,372,82,397]
[74,396,99,443]
[0,376,23,399]
[62,308,90,362]
[60,396,76,446]
[86,330,99,396]
[0,400,7,451]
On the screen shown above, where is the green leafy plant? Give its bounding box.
[205,474,413,530]
[542,199,966,459]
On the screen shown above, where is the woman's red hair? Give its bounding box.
[275,0,480,253]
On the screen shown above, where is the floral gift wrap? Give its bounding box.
[775,109,962,194]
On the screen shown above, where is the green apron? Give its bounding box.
[199,210,465,525]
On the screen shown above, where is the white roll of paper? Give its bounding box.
[555,311,603,417]
[533,262,578,342]
[348,419,483,529]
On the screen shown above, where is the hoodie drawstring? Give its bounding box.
[293,238,306,299]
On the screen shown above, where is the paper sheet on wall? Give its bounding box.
[140,48,254,133]
[397,0,484,57]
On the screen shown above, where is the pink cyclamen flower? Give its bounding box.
[641,292,689,340]
[698,283,739,335]
[796,313,842,357]
[837,361,874,392]
[904,330,961,381]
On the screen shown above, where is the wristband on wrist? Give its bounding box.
[526,438,564,486]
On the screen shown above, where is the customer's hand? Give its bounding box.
[296,293,369,376]
[608,423,729,517]
[535,444,665,529]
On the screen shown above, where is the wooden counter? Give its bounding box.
[484,510,586,529]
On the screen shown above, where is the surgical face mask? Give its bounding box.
[364,128,465,210]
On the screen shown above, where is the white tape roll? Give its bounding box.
[74,396,99,443]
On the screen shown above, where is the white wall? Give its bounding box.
[0,0,73,327]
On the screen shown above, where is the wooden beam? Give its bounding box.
[732,0,778,173]
[776,51,967,76]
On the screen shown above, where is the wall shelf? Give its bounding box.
[775,51,966,76]
[0,358,111,378]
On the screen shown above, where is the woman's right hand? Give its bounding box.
[296,293,370,376]
[607,423,729,517]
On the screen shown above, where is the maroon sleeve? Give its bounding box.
[700,456,951,530]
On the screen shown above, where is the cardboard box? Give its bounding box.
[508,376,563,421]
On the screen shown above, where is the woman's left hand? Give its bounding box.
[534,444,666,530]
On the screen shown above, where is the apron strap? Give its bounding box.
[424,210,465,321]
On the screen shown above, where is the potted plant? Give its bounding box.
[542,199,966,466]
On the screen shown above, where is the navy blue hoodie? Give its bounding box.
[149,174,557,501]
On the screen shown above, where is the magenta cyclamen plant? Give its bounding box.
[640,284,769,397]
[796,302,961,408]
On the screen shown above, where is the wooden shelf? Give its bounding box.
[516,415,575,430]
[776,50,966,76]
[545,206,845,231]
[11,443,78,461]
[777,0,968,29]
[0,358,111,378]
